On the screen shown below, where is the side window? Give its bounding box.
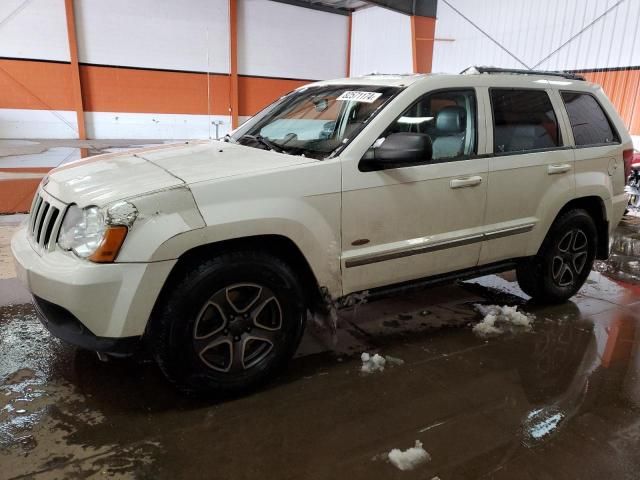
[491,89,561,154]
[560,92,620,146]
[384,89,477,162]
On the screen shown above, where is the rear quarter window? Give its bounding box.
[560,92,620,146]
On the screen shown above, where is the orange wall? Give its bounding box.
[80,65,231,115]
[0,168,51,214]
[0,179,40,213]
[0,58,308,118]
[0,59,74,111]
[581,69,640,135]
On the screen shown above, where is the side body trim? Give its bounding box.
[344,223,535,268]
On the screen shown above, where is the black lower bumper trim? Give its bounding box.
[32,295,141,355]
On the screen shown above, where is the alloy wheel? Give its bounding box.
[192,283,283,373]
[551,229,589,287]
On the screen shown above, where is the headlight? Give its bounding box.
[58,202,137,262]
[58,205,107,258]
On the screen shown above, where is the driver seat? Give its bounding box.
[432,106,466,160]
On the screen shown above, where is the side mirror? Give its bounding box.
[362,132,433,170]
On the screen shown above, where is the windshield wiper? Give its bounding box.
[239,134,286,153]
[222,134,236,143]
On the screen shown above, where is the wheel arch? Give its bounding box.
[150,234,326,322]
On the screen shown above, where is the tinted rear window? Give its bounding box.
[490,89,561,154]
[561,92,619,146]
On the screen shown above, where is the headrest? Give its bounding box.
[436,106,466,133]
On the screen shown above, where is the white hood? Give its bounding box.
[43,141,316,207]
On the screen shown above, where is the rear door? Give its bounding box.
[479,87,575,265]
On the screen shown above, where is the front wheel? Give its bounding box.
[517,209,597,304]
[150,251,306,395]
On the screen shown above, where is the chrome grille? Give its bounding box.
[28,190,64,252]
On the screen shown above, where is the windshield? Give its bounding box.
[229,84,401,159]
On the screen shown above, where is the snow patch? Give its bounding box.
[473,304,534,336]
[361,353,386,373]
[360,353,404,373]
[388,440,431,471]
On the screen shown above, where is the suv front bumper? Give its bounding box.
[32,295,141,355]
[11,226,176,351]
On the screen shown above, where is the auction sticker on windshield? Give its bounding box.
[337,91,383,103]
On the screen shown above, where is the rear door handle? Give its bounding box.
[450,176,482,189]
[548,164,571,175]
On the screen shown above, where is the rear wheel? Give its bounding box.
[517,209,597,304]
[150,251,306,395]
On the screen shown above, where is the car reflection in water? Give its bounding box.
[598,214,640,285]
[509,214,640,452]
[518,305,595,448]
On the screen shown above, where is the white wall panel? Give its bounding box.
[350,6,412,77]
[433,0,640,73]
[238,0,349,80]
[0,0,69,61]
[85,112,232,140]
[0,109,78,139]
[75,0,230,73]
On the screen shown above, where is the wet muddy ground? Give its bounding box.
[1,215,640,479]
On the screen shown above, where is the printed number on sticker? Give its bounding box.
[337,91,383,103]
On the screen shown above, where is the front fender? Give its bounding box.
[115,186,206,262]
[148,196,342,298]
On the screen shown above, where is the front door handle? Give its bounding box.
[548,164,571,175]
[450,176,482,189]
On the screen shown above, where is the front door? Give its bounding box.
[341,88,489,294]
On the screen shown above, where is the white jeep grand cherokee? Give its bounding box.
[12,68,632,394]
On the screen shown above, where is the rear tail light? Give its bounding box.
[623,149,634,179]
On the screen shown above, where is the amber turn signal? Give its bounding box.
[89,226,128,263]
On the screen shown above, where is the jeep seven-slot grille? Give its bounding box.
[29,192,61,251]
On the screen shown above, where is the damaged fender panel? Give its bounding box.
[115,186,206,263]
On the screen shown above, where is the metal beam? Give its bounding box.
[63,0,86,141]
[365,0,437,17]
[229,0,239,129]
[269,0,351,16]
[269,0,437,17]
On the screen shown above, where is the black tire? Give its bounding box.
[516,209,597,304]
[150,251,306,395]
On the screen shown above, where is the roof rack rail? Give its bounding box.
[460,66,585,81]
